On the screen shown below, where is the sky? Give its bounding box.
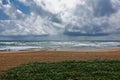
[0,0,120,40]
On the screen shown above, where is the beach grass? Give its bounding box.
[0,60,120,80]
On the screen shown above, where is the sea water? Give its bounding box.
[0,40,120,51]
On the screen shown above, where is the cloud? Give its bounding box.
[63,0,120,36]
[0,0,120,38]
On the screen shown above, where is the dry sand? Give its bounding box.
[0,48,120,71]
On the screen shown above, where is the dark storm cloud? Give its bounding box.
[93,0,116,17]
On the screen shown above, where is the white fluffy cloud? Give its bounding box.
[0,0,120,37]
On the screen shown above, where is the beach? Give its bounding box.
[0,48,120,71]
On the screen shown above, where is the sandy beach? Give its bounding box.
[0,48,120,71]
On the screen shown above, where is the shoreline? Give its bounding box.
[0,47,120,53]
[0,48,120,71]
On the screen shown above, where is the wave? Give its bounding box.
[0,46,43,51]
[74,42,120,47]
[0,41,120,51]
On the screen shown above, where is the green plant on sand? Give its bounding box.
[0,60,120,80]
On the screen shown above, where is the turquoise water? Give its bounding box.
[0,40,120,51]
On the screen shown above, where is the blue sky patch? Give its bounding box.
[2,0,9,5]
[0,9,9,20]
[10,0,30,14]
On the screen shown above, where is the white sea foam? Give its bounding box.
[74,43,100,47]
[0,46,43,51]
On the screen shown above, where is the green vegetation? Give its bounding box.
[0,60,120,80]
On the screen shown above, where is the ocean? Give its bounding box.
[0,40,120,51]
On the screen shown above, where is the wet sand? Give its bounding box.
[0,49,120,71]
